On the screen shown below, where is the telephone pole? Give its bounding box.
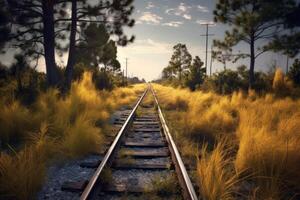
[200,23,215,75]
[210,45,213,76]
[125,58,128,85]
[286,55,289,74]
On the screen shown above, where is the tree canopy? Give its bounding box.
[2,0,135,89]
[214,0,298,88]
[167,43,192,83]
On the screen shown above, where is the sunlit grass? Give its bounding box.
[0,146,46,200]
[197,141,239,200]
[153,77,300,199]
[0,72,146,199]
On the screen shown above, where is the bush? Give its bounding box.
[272,68,293,97]
[288,59,300,86]
[62,115,103,158]
[0,101,32,145]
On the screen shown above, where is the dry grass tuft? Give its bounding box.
[197,141,239,200]
[0,146,46,200]
[0,101,32,144]
[62,115,103,158]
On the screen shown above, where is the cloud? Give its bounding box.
[136,12,163,25]
[165,2,192,20]
[196,19,215,25]
[119,39,172,55]
[183,14,192,20]
[162,21,183,27]
[178,2,191,12]
[197,5,209,13]
[146,2,155,9]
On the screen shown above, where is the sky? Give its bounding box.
[1,0,298,81]
[117,0,298,81]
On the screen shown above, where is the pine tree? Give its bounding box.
[214,0,297,88]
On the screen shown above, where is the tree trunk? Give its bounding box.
[64,0,77,92]
[42,0,60,87]
[178,68,182,84]
[249,34,255,89]
[16,66,23,92]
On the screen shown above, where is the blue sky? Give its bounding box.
[118,0,298,81]
[1,0,297,81]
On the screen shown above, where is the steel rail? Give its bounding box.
[80,87,148,200]
[150,85,198,200]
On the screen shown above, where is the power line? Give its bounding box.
[200,23,215,75]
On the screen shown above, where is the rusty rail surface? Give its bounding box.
[150,84,198,200]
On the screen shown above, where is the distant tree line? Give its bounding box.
[159,43,300,95]
[0,0,136,93]
[159,0,300,94]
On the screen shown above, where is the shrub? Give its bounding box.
[272,68,293,97]
[288,59,300,86]
[0,101,32,145]
[62,115,103,158]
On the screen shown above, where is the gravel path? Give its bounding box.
[37,155,100,200]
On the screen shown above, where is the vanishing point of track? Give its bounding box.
[80,85,198,200]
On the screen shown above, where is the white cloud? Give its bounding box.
[196,19,215,25]
[165,2,192,20]
[178,2,189,12]
[197,5,209,13]
[165,8,175,15]
[119,39,172,56]
[136,12,163,25]
[183,14,192,20]
[146,2,155,9]
[162,21,183,27]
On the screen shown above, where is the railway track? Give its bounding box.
[79,85,198,200]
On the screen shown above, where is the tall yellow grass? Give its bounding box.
[0,72,146,199]
[153,80,300,199]
[197,141,239,200]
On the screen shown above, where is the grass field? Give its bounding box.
[153,78,300,200]
[0,72,146,200]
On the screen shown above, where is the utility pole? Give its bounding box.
[286,55,289,74]
[200,23,215,75]
[210,45,213,76]
[125,58,128,85]
[122,69,125,86]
